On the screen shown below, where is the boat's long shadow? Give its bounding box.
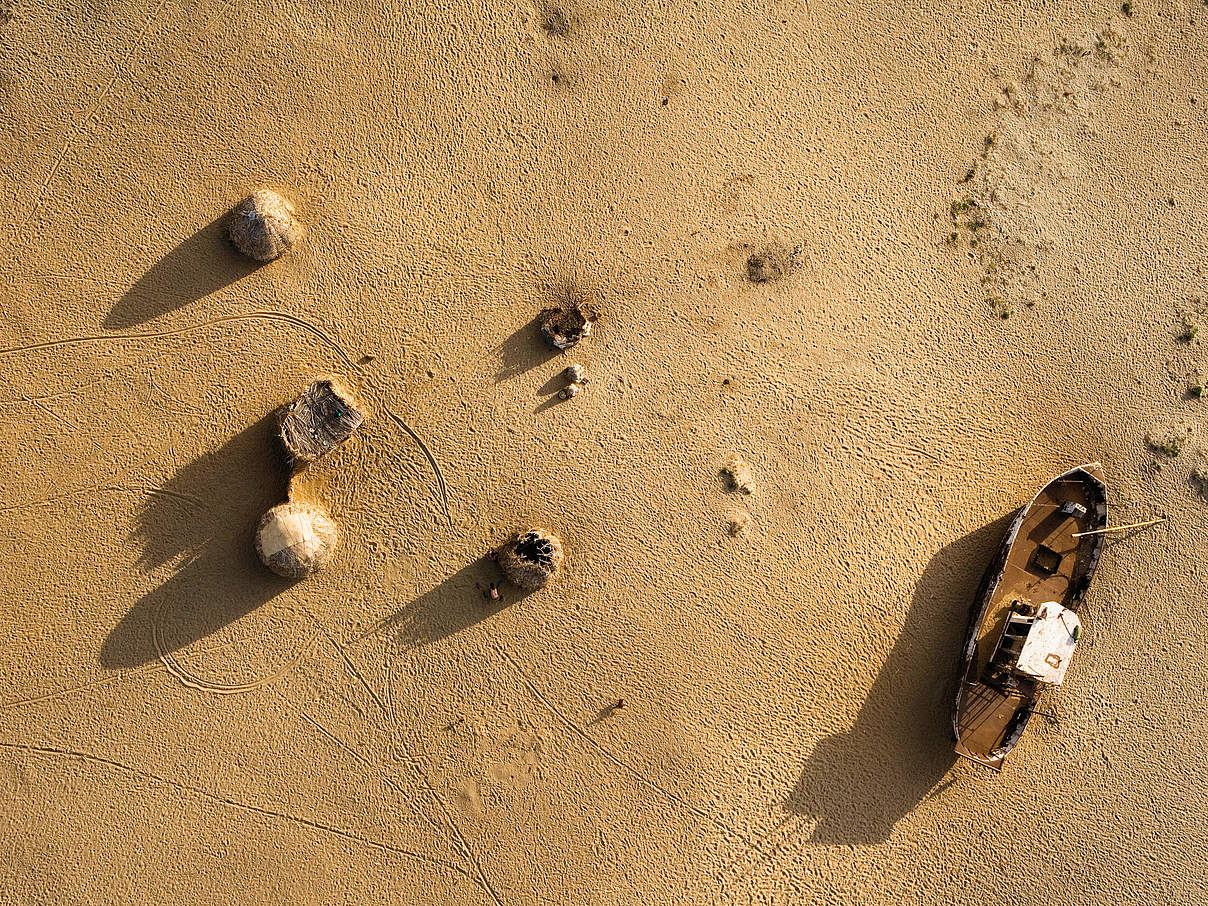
[785,512,1016,845]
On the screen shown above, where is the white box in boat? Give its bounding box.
[1015,602,1081,685]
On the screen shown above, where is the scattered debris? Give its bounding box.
[497,529,564,590]
[744,244,803,284]
[558,383,581,401]
[228,189,300,261]
[256,501,339,578]
[1146,427,1192,458]
[563,363,585,383]
[949,27,1127,318]
[278,377,365,466]
[721,455,755,495]
[727,512,751,536]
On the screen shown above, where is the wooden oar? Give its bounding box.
[1072,516,1167,538]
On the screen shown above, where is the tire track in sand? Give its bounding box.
[383,407,453,526]
[0,740,477,885]
[0,480,205,516]
[312,616,505,906]
[0,311,357,371]
[485,638,782,869]
[15,0,171,239]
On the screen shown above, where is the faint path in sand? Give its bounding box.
[0,739,480,886]
[0,310,358,371]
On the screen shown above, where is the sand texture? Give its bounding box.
[2,1,1207,903]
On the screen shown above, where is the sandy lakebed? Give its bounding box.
[1,1,1206,903]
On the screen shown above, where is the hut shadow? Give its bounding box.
[534,393,573,414]
[537,371,566,397]
[99,411,291,668]
[785,513,1015,845]
[368,559,531,647]
[104,206,257,329]
[493,314,561,383]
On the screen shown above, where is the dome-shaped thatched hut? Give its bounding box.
[497,529,564,590]
[228,189,299,261]
[255,501,338,578]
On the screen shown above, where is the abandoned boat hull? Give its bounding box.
[953,463,1108,770]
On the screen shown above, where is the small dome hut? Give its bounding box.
[539,301,592,350]
[255,501,339,578]
[228,189,300,261]
[497,529,564,590]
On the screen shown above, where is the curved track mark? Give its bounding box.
[0,637,249,712]
[0,740,476,883]
[486,638,775,861]
[0,311,357,371]
[154,607,321,696]
[383,408,453,526]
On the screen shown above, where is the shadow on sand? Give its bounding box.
[785,512,1015,844]
[103,206,258,329]
[493,314,561,383]
[99,411,292,668]
[367,559,533,647]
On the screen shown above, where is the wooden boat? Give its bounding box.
[953,463,1108,770]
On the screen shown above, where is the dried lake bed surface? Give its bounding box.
[1,2,1206,903]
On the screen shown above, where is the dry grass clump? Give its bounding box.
[742,243,803,284]
[1176,297,1205,343]
[540,6,570,36]
[255,501,338,578]
[278,378,365,466]
[1191,467,1208,500]
[497,529,564,590]
[228,189,299,261]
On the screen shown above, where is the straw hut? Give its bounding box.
[539,299,593,350]
[255,501,338,578]
[228,189,300,261]
[278,378,365,466]
[497,529,564,590]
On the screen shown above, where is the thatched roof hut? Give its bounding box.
[497,529,564,590]
[255,501,338,578]
[228,189,299,261]
[539,300,593,350]
[278,378,365,466]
